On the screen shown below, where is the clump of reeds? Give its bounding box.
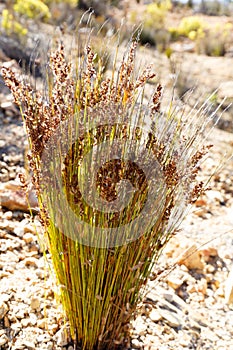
[2,34,216,349]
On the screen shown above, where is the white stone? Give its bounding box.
[149,309,162,322]
[0,334,8,346]
[29,313,38,325]
[22,340,36,349]
[166,276,184,290]
[160,310,182,328]
[53,328,69,347]
[21,318,31,327]
[23,232,34,244]
[131,338,142,349]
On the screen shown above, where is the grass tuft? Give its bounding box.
[2,31,216,349]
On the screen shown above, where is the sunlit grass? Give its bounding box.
[2,29,217,349]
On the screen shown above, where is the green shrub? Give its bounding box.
[196,23,232,56]
[1,8,28,38]
[14,0,51,21]
[173,16,205,39]
[1,0,51,40]
[1,0,79,39]
[144,0,172,30]
[131,1,172,49]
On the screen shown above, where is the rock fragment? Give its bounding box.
[0,334,8,346]
[0,300,8,319]
[225,265,233,304]
[30,297,41,310]
[176,244,205,270]
[149,309,162,323]
[0,180,38,212]
[160,309,182,328]
[53,327,69,347]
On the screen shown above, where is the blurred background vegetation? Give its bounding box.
[1,0,233,57]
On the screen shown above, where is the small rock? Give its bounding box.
[15,309,25,319]
[205,190,224,203]
[14,226,24,238]
[23,232,34,244]
[30,297,41,310]
[24,223,37,235]
[187,284,197,294]
[205,264,215,273]
[215,286,225,297]
[21,318,31,327]
[0,139,6,148]
[2,211,13,220]
[163,292,188,311]
[48,323,59,334]
[133,316,147,336]
[0,180,38,212]
[37,318,47,329]
[160,310,182,328]
[24,257,38,267]
[37,334,52,343]
[1,101,14,109]
[0,301,8,319]
[4,315,10,328]
[0,294,12,303]
[29,313,38,325]
[11,322,21,332]
[195,198,207,207]
[22,340,36,349]
[177,244,205,270]
[179,333,191,347]
[166,276,184,290]
[53,327,69,347]
[0,334,8,346]
[190,311,208,327]
[201,246,218,263]
[225,265,233,304]
[197,278,208,295]
[149,309,162,322]
[131,338,142,349]
[0,330,6,337]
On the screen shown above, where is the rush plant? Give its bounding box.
[2,33,216,349]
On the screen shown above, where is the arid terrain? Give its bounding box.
[1,2,233,349]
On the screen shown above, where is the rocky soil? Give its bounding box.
[1,23,233,350]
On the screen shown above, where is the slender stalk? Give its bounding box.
[2,31,214,349]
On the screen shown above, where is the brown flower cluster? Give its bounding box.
[2,38,211,349]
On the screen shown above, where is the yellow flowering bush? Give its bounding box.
[169,16,205,40]
[130,0,172,48]
[14,0,51,21]
[196,22,233,56]
[1,9,28,37]
[144,0,172,29]
[1,0,78,40]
